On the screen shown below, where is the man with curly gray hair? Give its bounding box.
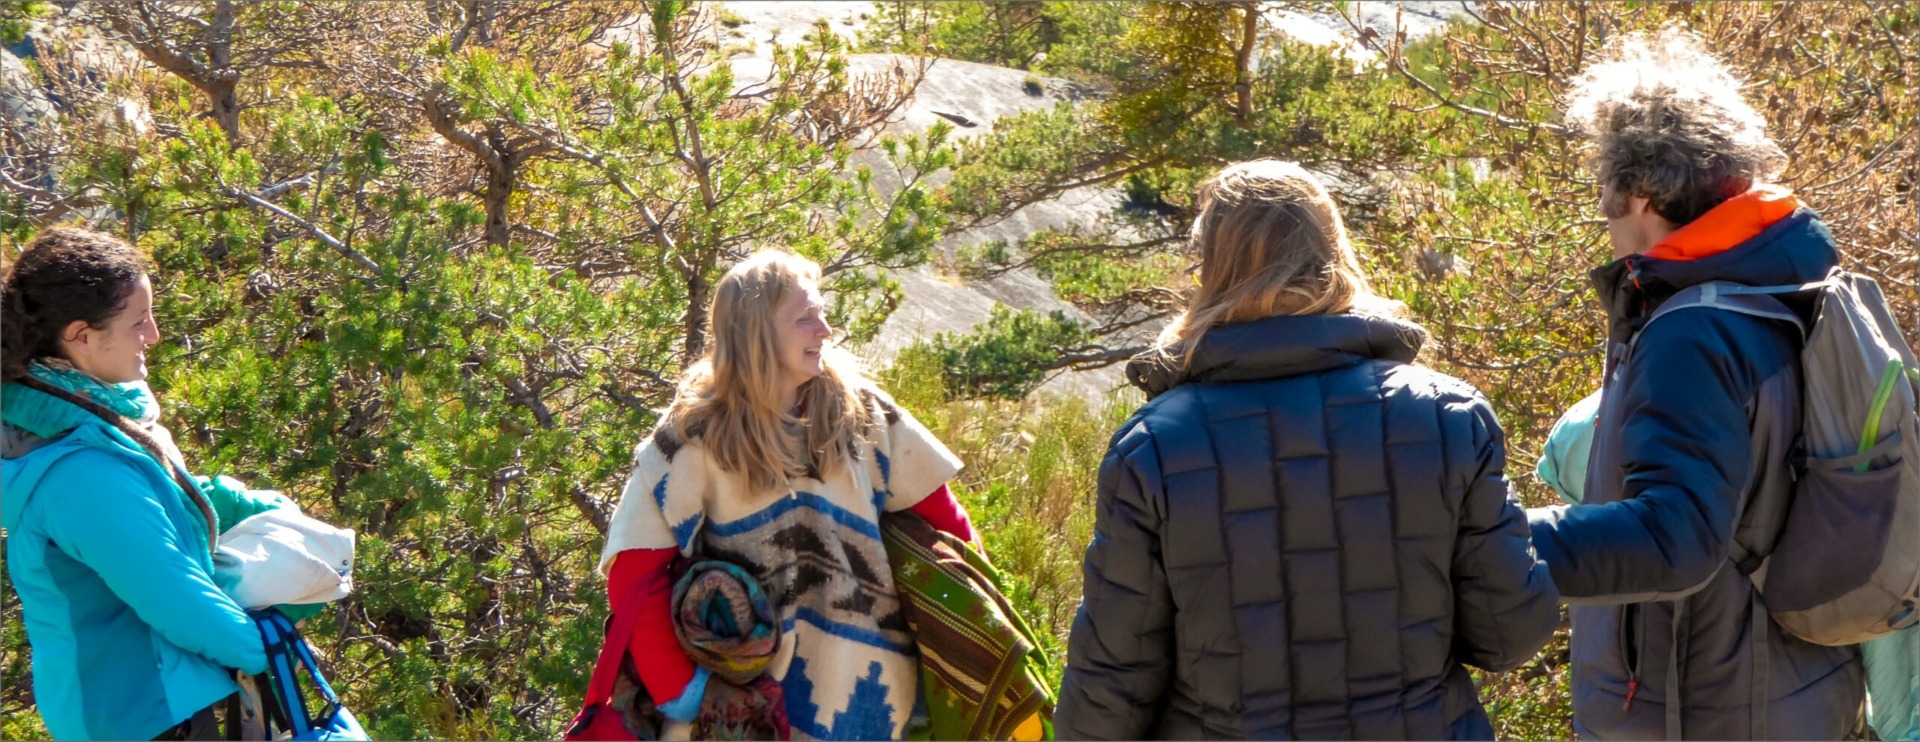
[1524,26,1866,741]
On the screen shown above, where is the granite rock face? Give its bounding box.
[717,1,1457,403]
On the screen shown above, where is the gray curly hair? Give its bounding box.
[1565,26,1786,226]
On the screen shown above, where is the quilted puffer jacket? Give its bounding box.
[1055,312,1560,740]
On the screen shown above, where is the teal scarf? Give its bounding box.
[11,359,219,554]
[24,359,161,426]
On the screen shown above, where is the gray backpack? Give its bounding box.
[1645,268,1920,646]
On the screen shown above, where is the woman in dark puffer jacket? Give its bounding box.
[1055,160,1560,740]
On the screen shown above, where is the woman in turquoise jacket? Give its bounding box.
[1,227,313,740]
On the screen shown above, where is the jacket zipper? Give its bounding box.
[1622,603,1643,711]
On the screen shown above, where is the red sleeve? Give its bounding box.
[907,483,976,544]
[606,548,698,703]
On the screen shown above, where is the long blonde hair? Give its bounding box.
[1155,159,1400,366]
[660,251,873,493]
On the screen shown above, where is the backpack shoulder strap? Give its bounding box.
[1635,281,1815,572]
[1636,281,1813,351]
[1643,280,1823,739]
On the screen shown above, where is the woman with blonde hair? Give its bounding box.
[595,251,977,740]
[1055,160,1559,740]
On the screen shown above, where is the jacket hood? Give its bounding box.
[1,382,134,529]
[1127,313,1427,399]
[1644,184,1801,262]
[0,428,85,530]
[1590,208,1839,339]
[2,380,106,440]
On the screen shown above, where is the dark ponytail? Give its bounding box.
[2,229,214,550]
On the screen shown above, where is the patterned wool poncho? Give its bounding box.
[600,388,963,741]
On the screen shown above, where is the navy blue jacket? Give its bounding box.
[1528,209,1864,740]
[1056,313,1559,740]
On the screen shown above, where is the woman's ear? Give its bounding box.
[61,319,92,349]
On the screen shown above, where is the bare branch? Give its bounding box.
[504,377,556,428]
[106,3,212,83]
[1047,345,1148,372]
[258,171,321,199]
[424,89,505,174]
[0,168,99,226]
[225,187,383,275]
[502,120,682,253]
[1337,4,1571,136]
[569,486,609,535]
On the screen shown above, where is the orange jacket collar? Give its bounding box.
[1644,185,1801,262]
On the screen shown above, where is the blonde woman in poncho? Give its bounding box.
[598,251,978,740]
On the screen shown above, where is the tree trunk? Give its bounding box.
[1234,2,1258,129]
[207,0,240,141]
[681,267,709,365]
[474,0,497,46]
[207,79,241,142]
[423,93,516,248]
[483,156,513,248]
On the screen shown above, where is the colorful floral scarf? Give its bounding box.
[671,560,789,741]
[672,561,782,684]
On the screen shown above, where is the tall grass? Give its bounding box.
[879,346,1141,689]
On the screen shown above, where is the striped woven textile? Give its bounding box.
[881,512,1054,741]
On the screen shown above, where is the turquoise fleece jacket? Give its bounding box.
[1,381,309,740]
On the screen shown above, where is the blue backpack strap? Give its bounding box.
[276,612,346,724]
[248,611,287,732]
[274,615,313,735]
[253,609,316,736]
[252,609,368,740]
